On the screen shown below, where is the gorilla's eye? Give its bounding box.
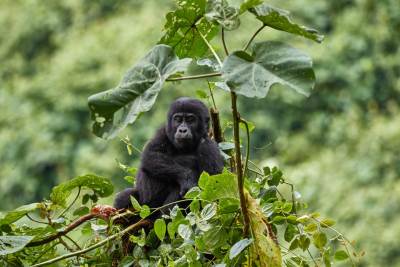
[173,115,183,123]
[186,115,196,123]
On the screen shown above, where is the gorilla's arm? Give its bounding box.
[114,188,137,209]
[197,138,224,175]
[140,129,198,190]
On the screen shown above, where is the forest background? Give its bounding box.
[0,0,399,266]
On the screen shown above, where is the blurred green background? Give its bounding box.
[0,0,399,266]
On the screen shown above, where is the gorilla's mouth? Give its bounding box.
[175,136,192,143]
[174,134,193,146]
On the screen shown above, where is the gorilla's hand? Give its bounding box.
[179,170,198,197]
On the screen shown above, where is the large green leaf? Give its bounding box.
[159,0,218,58]
[88,45,191,139]
[250,3,324,43]
[221,41,315,98]
[198,171,239,201]
[50,174,113,207]
[205,0,240,31]
[0,203,40,226]
[0,236,34,256]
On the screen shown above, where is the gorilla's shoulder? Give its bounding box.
[145,126,172,152]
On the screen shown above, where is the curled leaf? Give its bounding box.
[88,45,191,139]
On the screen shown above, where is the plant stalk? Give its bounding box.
[31,220,151,267]
[166,72,221,82]
[243,24,266,51]
[230,91,250,236]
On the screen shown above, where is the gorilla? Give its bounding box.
[114,97,224,215]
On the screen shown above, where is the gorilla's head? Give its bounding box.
[166,97,210,151]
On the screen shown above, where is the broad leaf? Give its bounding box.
[0,203,40,226]
[177,224,192,240]
[139,205,151,219]
[0,236,34,255]
[221,41,315,98]
[205,0,240,31]
[229,238,253,259]
[200,203,217,220]
[88,45,191,139]
[154,219,167,241]
[50,174,113,207]
[334,250,349,261]
[313,232,327,249]
[250,4,324,43]
[198,171,239,201]
[200,227,228,251]
[159,0,218,58]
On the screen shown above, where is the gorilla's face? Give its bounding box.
[166,98,209,151]
[171,112,199,148]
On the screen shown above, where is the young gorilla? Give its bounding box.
[114,97,224,215]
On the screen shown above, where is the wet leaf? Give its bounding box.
[250,3,324,43]
[88,45,191,139]
[0,236,34,255]
[222,42,315,98]
[50,174,113,207]
[159,0,218,58]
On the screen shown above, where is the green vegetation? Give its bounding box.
[0,0,399,266]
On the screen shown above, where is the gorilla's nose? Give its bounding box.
[178,128,188,134]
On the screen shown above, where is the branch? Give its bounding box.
[239,119,250,178]
[196,27,223,67]
[210,107,224,143]
[27,213,95,247]
[59,186,81,218]
[230,91,250,236]
[243,24,266,51]
[26,214,49,225]
[207,81,217,110]
[221,28,229,55]
[166,72,221,81]
[31,220,151,267]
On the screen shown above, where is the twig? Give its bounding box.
[283,181,297,215]
[31,220,151,267]
[31,242,60,264]
[26,214,49,225]
[27,214,95,247]
[221,28,229,55]
[207,81,217,110]
[230,91,250,236]
[239,119,250,178]
[166,72,221,81]
[63,235,82,250]
[58,237,75,253]
[59,186,81,218]
[196,27,223,67]
[243,24,266,51]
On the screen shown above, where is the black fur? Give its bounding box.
[114,98,224,215]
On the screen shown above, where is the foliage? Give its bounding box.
[0,169,357,266]
[0,0,362,266]
[1,0,399,266]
